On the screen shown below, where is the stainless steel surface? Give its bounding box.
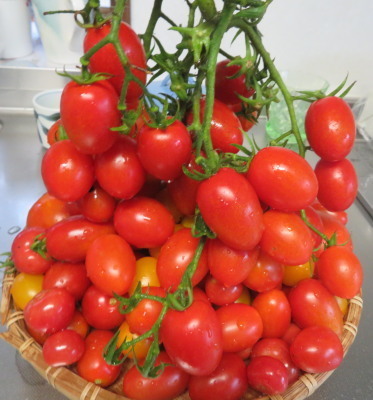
[1,69,373,399]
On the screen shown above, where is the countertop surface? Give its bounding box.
[1,84,373,399]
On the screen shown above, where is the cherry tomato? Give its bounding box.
[312,201,348,225]
[260,210,314,265]
[197,168,264,251]
[161,300,223,376]
[318,212,353,252]
[205,276,243,306]
[290,326,344,373]
[315,158,358,211]
[42,329,85,367]
[247,146,318,212]
[252,289,291,338]
[84,21,147,102]
[216,303,263,352]
[316,246,363,299]
[67,310,90,338]
[207,239,259,287]
[188,353,248,400]
[81,285,125,330]
[11,227,52,274]
[288,278,344,336]
[246,356,289,395]
[137,120,192,181]
[78,186,116,223]
[117,321,152,360]
[129,256,160,294]
[77,330,121,387]
[281,323,301,346]
[305,96,356,161]
[24,288,75,336]
[302,205,324,248]
[46,118,64,146]
[41,140,95,202]
[43,261,90,301]
[122,352,190,400]
[156,228,208,292]
[11,273,44,310]
[282,259,314,287]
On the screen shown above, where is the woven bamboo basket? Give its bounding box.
[1,266,363,400]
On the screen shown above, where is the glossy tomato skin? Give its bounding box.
[46,216,115,263]
[60,80,121,154]
[137,120,192,181]
[122,352,190,400]
[197,168,264,251]
[305,96,356,161]
[260,210,314,265]
[24,288,75,336]
[41,140,95,202]
[86,234,136,296]
[114,196,174,249]
[78,186,116,223]
[205,276,243,306]
[84,21,147,102]
[161,300,223,376]
[95,137,146,200]
[290,326,343,373]
[11,273,44,310]
[288,278,344,336]
[43,329,85,367]
[188,353,248,400]
[315,158,358,211]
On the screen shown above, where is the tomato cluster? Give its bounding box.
[7,17,364,400]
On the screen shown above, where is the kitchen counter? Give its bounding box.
[1,76,373,399]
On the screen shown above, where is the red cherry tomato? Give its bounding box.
[78,186,116,223]
[197,168,264,251]
[247,146,318,212]
[205,276,243,306]
[41,140,95,202]
[67,310,90,339]
[305,96,356,161]
[161,300,223,376]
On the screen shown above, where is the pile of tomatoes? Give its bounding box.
[6,17,364,400]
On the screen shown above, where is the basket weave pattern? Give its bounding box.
[0,267,363,400]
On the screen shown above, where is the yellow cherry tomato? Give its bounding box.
[117,321,152,360]
[11,272,44,310]
[235,286,252,305]
[181,215,194,228]
[282,259,314,287]
[335,296,349,316]
[129,256,160,294]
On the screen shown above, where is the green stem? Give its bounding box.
[143,0,164,56]
[300,209,329,243]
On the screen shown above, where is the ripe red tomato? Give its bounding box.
[77,330,122,387]
[122,352,190,400]
[95,137,146,200]
[288,278,344,336]
[83,21,147,102]
[42,329,85,367]
[60,80,121,154]
[114,196,175,249]
[157,228,208,291]
[197,168,264,251]
[43,261,90,301]
[137,120,192,181]
[85,234,136,295]
[252,289,291,338]
[46,216,115,262]
[24,288,75,336]
[41,140,95,202]
[314,158,358,211]
[11,227,52,274]
[161,300,223,376]
[47,118,64,146]
[316,246,363,299]
[188,353,248,400]
[78,186,116,223]
[247,146,318,212]
[67,310,90,339]
[305,96,356,161]
[290,326,343,373]
[216,303,263,352]
[205,276,243,306]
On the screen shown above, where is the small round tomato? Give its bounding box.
[290,326,343,373]
[43,329,85,367]
[11,273,44,310]
[205,276,243,306]
[305,96,356,161]
[78,186,116,223]
[117,321,152,360]
[129,256,160,294]
[247,146,318,212]
[41,140,95,202]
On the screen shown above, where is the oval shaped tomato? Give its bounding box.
[288,278,344,336]
[60,80,121,154]
[137,120,192,181]
[41,140,95,202]
[205,276,243,306]
[315,158,358,211]
[197,168,264,251]
[247,146,318,212]
[129,256,160,294]
[84,21,147,102]
[78,186,116,223]
[305,96,356,161]
[161,300,223,376]
[85,234,136,296]
[11,273,44,310]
